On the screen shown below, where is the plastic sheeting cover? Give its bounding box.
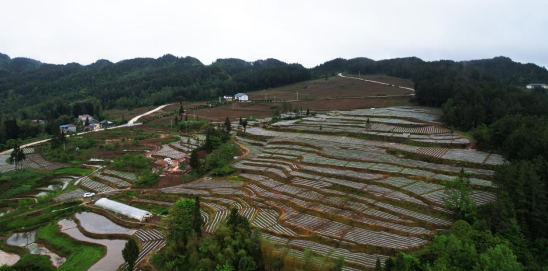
[95,198,152,221]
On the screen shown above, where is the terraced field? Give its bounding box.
[156,106,502,269]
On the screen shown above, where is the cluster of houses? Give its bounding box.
[223,93,248,102]
[59,114,113,133]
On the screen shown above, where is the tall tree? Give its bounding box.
[179,102,184,119]
[223,116,231,141]
[444,169,477,222]
[167,198,195,242]
[192,196,203,237]
[242,120,248,132]
[189,150,201,172]
[122,238,139,271]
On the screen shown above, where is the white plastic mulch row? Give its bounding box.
[251,209,296,236]
[95,172,131,188]
[103,169,138,181]
[80,176,118,193]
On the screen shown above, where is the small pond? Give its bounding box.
[58,218,127,271]
[6,230,37,247]
[27,243,66,267]
[75,212,137,235]
[0,250,20,266]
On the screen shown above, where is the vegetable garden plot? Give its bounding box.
[201,211,209,224]
[95,172,132,188]
[209,187,244,195]
[299,164,383,181]
[288,239,389,268]
[204,197,243,210]
[127,229,166,271]
[183,180,241,189]
[401,181,445,195]
[236,136,266,146]
[291,177,332,188]
[441,149,489,164]
[266,144,320,153]
[280,204,427,249]
[319,114,423,125]
[470,191,497,206]
[160,187,210,195]
[286,193,430,235]
[247,127,502,166]
[103,169,138,181]
[203,202,230,233]
[343,107,443,124]
[251,209,296,236]
[239,207,256,221]
[25,154,68,170]
[80,176,118,193]
[154,144,186,159]
[370,199,452,226]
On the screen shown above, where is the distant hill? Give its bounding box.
[0,53,42,74]
[0,52,547,125]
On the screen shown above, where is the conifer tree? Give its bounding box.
[122,238,139,271]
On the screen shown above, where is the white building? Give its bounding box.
[235,93,248,101]
[526,84,548,89]
[95,198,153,221]
[223,95,233,101]
[78,114,93,122]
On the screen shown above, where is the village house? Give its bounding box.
[59,124,77,133]
[223,95,233,101]
[235,93,248,101]
[78,114,93,122]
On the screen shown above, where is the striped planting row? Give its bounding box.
[251,209,296,236]
[203,202,230,233]
[134,229,165,242]
[154,144,186,159]
[80,176,117,193]
[103,169,138,181]
[95,172,131,188]
[279,204,427,249]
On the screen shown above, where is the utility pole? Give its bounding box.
[359,71,360,78]
[297,91,299,101]
[185,120,188,134]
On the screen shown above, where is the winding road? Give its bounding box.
[338,73,415,92]
[128,104,172,124]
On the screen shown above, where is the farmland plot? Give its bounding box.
[166,106,504,263]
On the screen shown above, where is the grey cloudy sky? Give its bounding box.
[1,0,547,68]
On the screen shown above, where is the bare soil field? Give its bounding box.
[246,75,413,101]
[148,96,411,123]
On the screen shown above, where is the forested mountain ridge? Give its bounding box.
[0,53,43,74]
[0,53,311,121]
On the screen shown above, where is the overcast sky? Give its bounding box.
[1,0,547,68]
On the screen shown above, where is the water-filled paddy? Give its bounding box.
[75,212,137,235]
[0,250,20,266]
[58,218,127,271]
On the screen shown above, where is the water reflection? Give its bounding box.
[58,218,127,271]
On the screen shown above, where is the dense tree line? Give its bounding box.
[0,53,311,121]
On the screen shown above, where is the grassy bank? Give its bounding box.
[37,223,105,271]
